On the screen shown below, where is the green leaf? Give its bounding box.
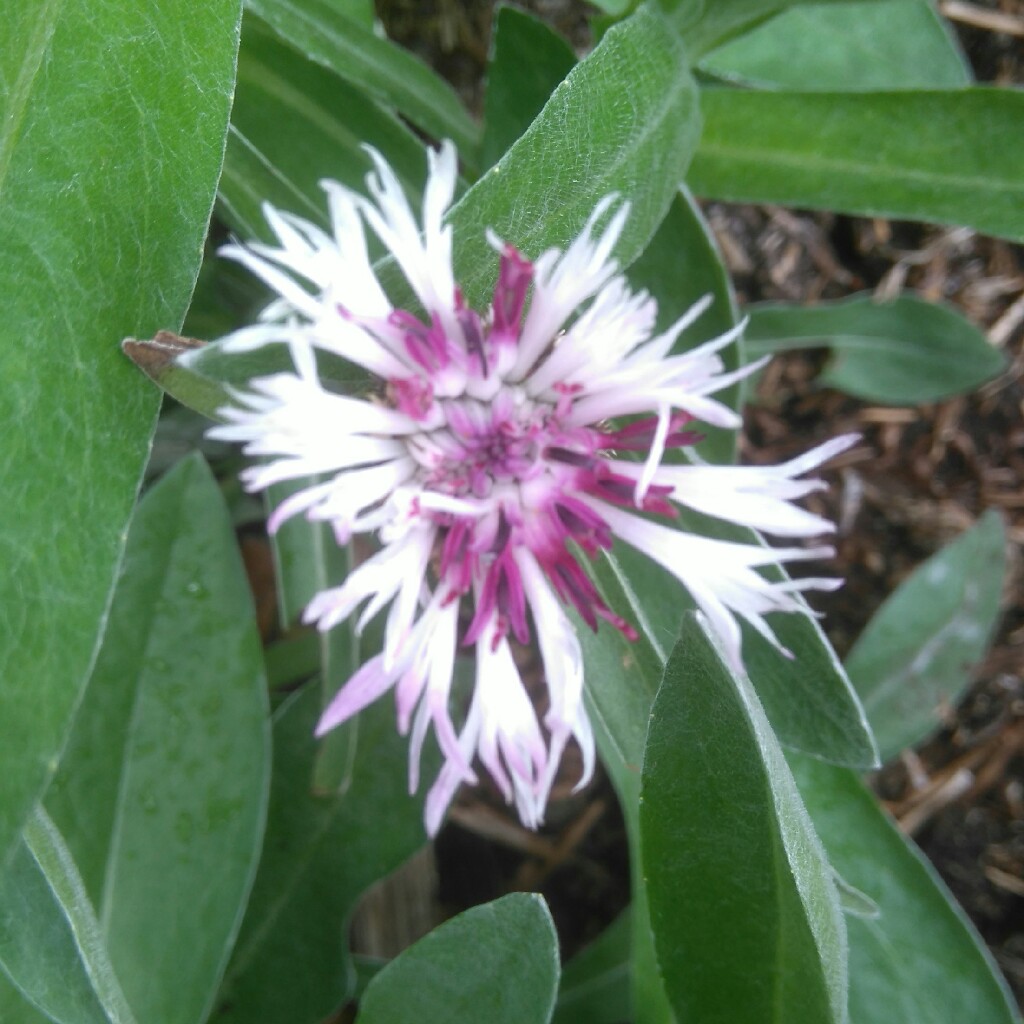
[264,479,358,791]
[576,187,742,1024]
[690,87,1024,243]
[0,809,137,1024]
[0,975,50,1024]
[594,513,878,770]
[482,6,577,171]
[221,14,429,242]
[662,0,890,59]
[553,911,632,1024]
[212,683,429,1024]
[44,454,270,1024]
[356,893,560,1024]
[589,0,635,15]
[321,0,374,27]
[0,0,241,867]
[626,186,741,462]
[641,614,847,1024]
[448,5,702,310]
[122,334,362,421]
[845,510,1007,762]
[576,184,872,1012]
[790,754,1019,1024]
[579,614,670,1024]
[244,0,479,159]
[146,7,704,416]
[745,294,1005,404]
[701,0,970,90]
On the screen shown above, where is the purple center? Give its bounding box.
[382,243,700,650]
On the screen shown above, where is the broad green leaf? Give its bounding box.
[790,754,1019,1024]
[690,87,1024,243]
[212,683,429,1024]
[702,0,970,90]
[0,0,240,867]
[0,975,49,1024]
[845,510,1006,762]
[44,455,270,1024]
[553,911,632,1024]
[745,294,1005,404]
[222,14,428,241]
[448,5,701,310]
[0,809,136,1024]
[245,0,479,159]
[180,248,267,343]
[482,6,577,170]
[641,614,847,1024]
[356,894,560,1024]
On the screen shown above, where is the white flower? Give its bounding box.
[204,141,856,835]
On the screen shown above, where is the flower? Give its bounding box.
[204,141,856,835]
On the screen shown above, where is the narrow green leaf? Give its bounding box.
[222,15,429,242]
[832,872,880,920]
[482,7,577,170]
[746,294,1005,404]
[264,479,358,790]
[448,5,701,310]
[245,0,479,159]
[662,0,891,58]
[322,0,374,27]
[553,911,632,1024]
[0,809,137,1024]
[641,614,847,1024]
[122,334,362,421]
[626,186,741,462]
[264,632,321,689]
[690,87,1024,243]
[577,191,874,1004]
[589,0,634,15]
[0,0,241,867]
[701,0,970,90]
[356,894,560,1024]
[212,683,429,1024]
[595,513,879,770]
[845,510,1006,762]
[44,454,270,1024]
[578,600,673,1024]
[790,754,1019,1024]
[571,189,742,1024]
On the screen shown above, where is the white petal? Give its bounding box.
[588,498,839,668]
[512,197,628,377]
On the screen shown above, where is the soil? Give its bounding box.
[239,0,1024,1013]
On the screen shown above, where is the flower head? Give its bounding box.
[205,142,855,834]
